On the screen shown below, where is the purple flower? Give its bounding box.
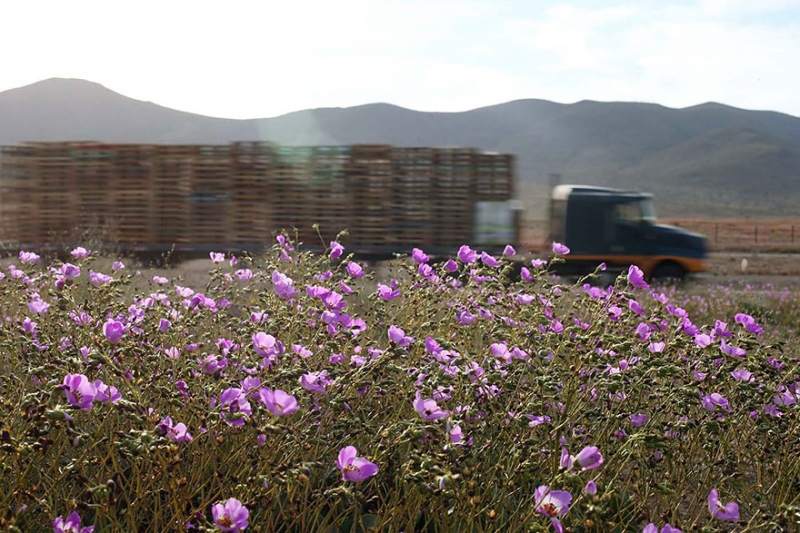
[701,393,730,412]
[648,342,665,353]
[28,298,50,315]
[89,271,113,287]
[22,318,37,334]
[708,489,739,521]
[680,317,699,336]
[773,389,799,406]
[635,322,651,341]
[551,242,570,255]
[456,308,477,326]
[240,376,262,393]
[627,265,649,289]
[210,252,225,263]
[731,368,754,382]
[525,414,551,427]
[158,416,193,443]
[70,246,91,259]
[218,388,252,426]
[491,342,511,363]
[414,390,449,420]
[585,480,597,495]
[667,305,688,318]
[645,524,682,533]
[235,269,253,281]
[252,332,277,356]
[694,333,712,348]
[734,313,763,335]
[93,380,121,404]
[480,251,500,267]
[443,259,459,272]
[329,241,344,260]
[377,283,400,300]
[412,248,429,263]
[200,354,227,374]
[346,261,364,278]
[574,445,604,470]
[102,319,125,344]
[449,424,465,444]
[503,244,516,256]
[19,250,40,264]
[338,280,354,294]
[630,413,648,427]
[159,318,171,333]
[259,388,300,417]
[457,245,477,263]
[424,337,442,354]
[534,485,572,533]
[720,340,745,357]
[53,511,94,533]
[417,263,439,282]
[300,371,330,395]
[62,374,97,410]
[388,325,414,347]
[292,343,312,358]
[271,270,298,299]
[212,498,249,531]
[336,446,378,482]
[152,275,169,285]
[59,263,82,283]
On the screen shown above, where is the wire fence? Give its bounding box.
[521,219,800,252]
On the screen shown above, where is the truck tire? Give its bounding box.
[650,261,686,282]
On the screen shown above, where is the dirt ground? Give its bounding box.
[144,253,800,290]
[704,253,800,277]
[3,251,797,294]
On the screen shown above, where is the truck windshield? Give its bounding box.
[614,199,656,224]
[641,199,657,222]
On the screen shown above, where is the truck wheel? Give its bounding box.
[651,261,686,282]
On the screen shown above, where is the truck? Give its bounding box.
[0,141,706,279]
[548,184,707,280]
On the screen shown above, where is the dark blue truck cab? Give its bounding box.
[548,185,707,280]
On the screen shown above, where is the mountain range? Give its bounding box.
[1,78,799,217]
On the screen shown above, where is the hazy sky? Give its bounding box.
[1,0,797,119]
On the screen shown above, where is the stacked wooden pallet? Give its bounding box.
[0,142,515,250]
[153,145,193,244]
[230,142,275,246]
[391,147,434,247]
[306,146,351,245]
[347,145,394,247]
[107,144,155,243]
[476,153,514,200]
[433,148,476,248]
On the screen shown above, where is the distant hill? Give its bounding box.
[1,78,799,217]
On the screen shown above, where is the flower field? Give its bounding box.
[1,239,799,532]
